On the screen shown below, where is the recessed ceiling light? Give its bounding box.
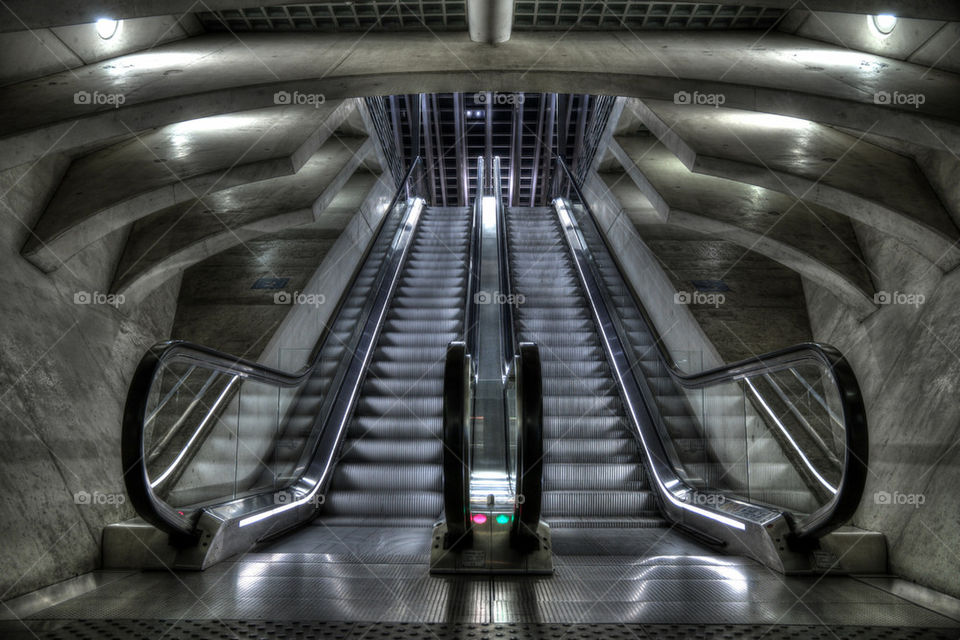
[871,14,897,36]
[96,18,119,40]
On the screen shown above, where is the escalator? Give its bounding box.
[498,158,873,573]
[321,205,470,526]
[116,158,478,563]
[506,206,663,529]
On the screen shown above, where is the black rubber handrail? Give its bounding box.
[511,342,544,551]
[441,342,472,549]
[553,155,868,541]
[123,158,425,538]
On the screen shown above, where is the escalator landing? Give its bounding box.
[3,524,958,637]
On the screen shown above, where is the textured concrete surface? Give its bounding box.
[805,219,960,600]
[0,156,179,601]
[582,169,811,366]
[779,10,960,74]
[0,15,200,85]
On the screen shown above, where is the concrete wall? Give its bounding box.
[805,221,960,599]
[0,155,178,600]
[254,172,396,371]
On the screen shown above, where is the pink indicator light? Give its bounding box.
[471,513,487,525]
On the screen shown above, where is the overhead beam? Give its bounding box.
[3,31,960,173]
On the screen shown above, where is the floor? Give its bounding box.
[2,524,959,639]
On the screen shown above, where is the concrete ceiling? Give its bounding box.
[0,2,958,336]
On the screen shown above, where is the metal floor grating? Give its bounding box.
[4,528,959,632]
[4,620,957,640]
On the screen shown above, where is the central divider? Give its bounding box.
[431,157,552,574]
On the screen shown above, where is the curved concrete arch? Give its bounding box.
[600,142,877,318]
[624,98,960,271]
[2,31,960,171]
[666,210,878,318]
[115,162,378,305]
[116,208,313,305]
[22,99,358,272]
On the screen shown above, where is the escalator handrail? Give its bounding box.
[441,342,472,548]
[511,342,543,548]
[494,157,521,375]
[552,155,868,540]
[122,157,425,538]
[464,157,485,355]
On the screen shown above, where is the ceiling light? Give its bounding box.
[871,14,897,36]
[96,18,120,39]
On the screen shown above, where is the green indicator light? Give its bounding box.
[495,514,510,525]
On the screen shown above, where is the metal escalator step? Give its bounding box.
[543,438,641,462]
[540,360,609,378]
[542,395,623,417]
[546,516,667,528]
[329,462,442,491]
[542,415,632,438]
[544,463,647,490]
[366,361,449,380]
[338,437,442,463]
[352,392,443,420]
[387,306,463,321]
[543,490,659,517]
[315,207,470,524]
[541,377,616,396]
[376,332,459,350]
[322,490,443,518]
[361,376,444,398]
[351,416,441,438]
[373,345,450,360]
